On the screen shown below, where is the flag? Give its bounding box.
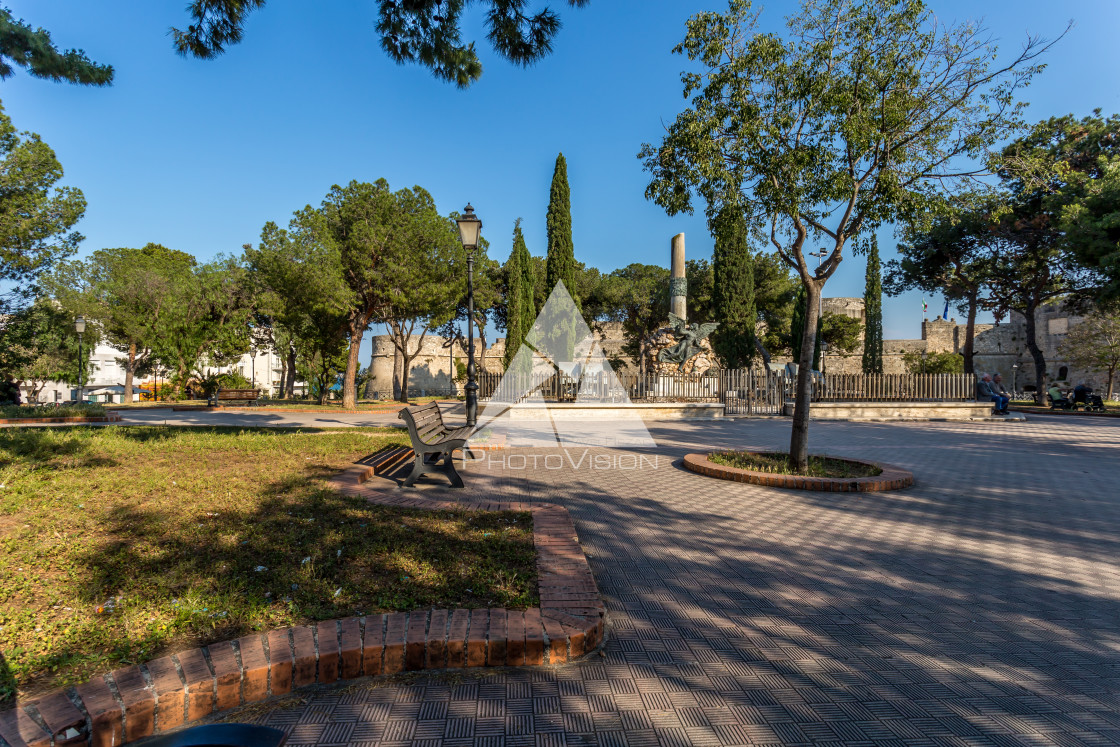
[922,299,928,314]
[942,301,949,320]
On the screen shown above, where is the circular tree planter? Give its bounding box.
[683,451,913,492]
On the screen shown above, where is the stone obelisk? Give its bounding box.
[670,233,687,320]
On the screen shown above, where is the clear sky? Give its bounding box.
[5,0,1119,360]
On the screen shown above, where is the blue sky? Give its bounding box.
[5,0,1119,357]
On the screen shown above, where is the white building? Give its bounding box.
[22,343,305,403]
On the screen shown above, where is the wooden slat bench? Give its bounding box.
[398,402,472,488]
[209,388,261,407]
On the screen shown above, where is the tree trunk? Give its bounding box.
[278,353,288,399]
[753,337,772,367]
[962,291,977,375]
[392,347,403,401]
[342,316,368,409]
[285,345,297,398]
[1023,303,1047,404]
[788,280,821,472]
[1107,365,1115,401]
[124,342,136,403]
[398,351,414,403]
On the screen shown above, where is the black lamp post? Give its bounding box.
[456,204,482,427]
[74,315,86,403]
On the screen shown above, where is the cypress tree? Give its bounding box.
[861,235,884,373]
[503,218,536,369]
[711,208,756,368]
[545,153,578,308]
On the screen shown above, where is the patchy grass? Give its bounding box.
[0,403,107,419]
[0,426,536,705]
[709,450,882,478]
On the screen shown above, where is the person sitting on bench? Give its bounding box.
[1072,382,1093,405]
[977,374,1009,414]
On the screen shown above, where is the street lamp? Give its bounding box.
[456,203,482,428]
[1012,363,1019,394]
[74,316,86,403]
[809,248,828,269]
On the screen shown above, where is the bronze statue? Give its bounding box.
[657,313,719,371]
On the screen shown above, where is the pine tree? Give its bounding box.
[711,208,755,368]
[545,153,578,308]
[503,219,536,368]
[862,235,884,374]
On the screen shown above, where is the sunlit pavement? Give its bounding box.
[242,414,1120,746]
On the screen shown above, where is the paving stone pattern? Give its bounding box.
[228,416,1120,744]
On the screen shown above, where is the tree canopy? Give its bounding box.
[640,0,1056,469]
[0,101,87,314]
[170,0,589,88]
[0,10,113,85]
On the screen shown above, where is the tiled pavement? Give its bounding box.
[245,414,1120,746]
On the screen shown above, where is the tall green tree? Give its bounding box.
[861,236,884,374]
[170,0,589,88]
[586,263,669,366]
[1057,310,1120,400]
[0,298,93,402]
[0,101,87,314]
[47,244,192,403]
[502,219,536,368]
[685,259,716,321]
[369,194,467,402]
[546,153,577,303]
[886,195,992,375]
[0,11,112,85]
[148,257,253,395]
[246,219,351,401]
[1001,111,1120,301]
[711,208,755,368]
[640,0,1055,470]
[545,152,580,359]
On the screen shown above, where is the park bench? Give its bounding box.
[209,388,261,407]
[398,402,472,488]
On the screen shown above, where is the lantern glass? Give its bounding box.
[456,204,482,250]
[75,316,86,334]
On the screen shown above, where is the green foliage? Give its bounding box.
[146,255,253,396]
[1057,311,1120,399]
[711,208,755,368]
[753,251,800,359]
[0,101,87,314]
[502,219,536,368]
[638,0,1054,468]
[0,298,93,402]
[686,259,716,321]
[546,153,578,305]
[0,403,104,419]
[171,0,588,88]
[902,350,964,374]
[0,10,112,85]
[819,312,862,356]
[1002,112,1120,301]
[586,264,669,363]
[862,236,884,373]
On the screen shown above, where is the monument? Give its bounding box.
[644,234,720,379]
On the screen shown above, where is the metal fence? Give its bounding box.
[813,373,975,402]
[477,368,974,415]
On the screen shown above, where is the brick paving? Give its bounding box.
[244,414,1120,746]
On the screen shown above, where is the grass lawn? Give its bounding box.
[709,450,883,478]
[0,426,536,705]
[0,404,107,419]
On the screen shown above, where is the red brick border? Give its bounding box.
[0,454,603,747]
[0,414,121,425]
[683,451,913,492]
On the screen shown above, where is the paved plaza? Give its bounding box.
[224,413,1119,746]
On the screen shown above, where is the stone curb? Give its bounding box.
[0,414,121,425]
[682,452,914,492]
[0,456,603,747]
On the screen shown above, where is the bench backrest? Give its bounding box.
[215,389,259,400]
[398,403,447,445]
